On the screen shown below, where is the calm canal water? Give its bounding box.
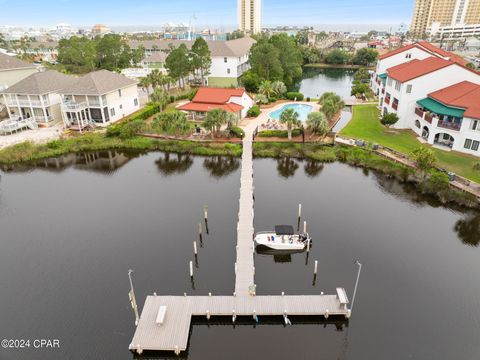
[0,151,479,359]
[298,67,356,100]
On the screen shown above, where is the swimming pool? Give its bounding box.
[269,104,314,122]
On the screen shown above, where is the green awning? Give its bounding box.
[417,98,465,118]
[378,73,387,79]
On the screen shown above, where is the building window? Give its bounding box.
[134,98,138,106]
[227,68,231,74]
[406,84,412,93]
[119,104,123,110]
[395,81,401,91]
[387,78,393,86]
[472,120,478,130]
[110,108,116,117]
[118,89,122,97]
[473,140,480,151]
[224,57,227,63]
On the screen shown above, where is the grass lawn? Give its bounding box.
[340,104,480,183]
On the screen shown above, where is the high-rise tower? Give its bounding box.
[238,0,262,34]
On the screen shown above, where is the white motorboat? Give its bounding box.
[254,225,311,251]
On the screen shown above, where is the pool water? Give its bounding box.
[269,104,313,122]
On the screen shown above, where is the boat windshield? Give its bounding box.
[274,225,294,235]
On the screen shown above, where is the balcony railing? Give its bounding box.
[5,99,50,107]
[415,108,424,117]
[437,120,462,131]
[384,97,390,105]
[87,99,102,107]
[62,101,88,111]
[392,102,398,110]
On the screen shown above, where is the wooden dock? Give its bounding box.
[129,125,351,355]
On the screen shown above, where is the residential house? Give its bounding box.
[60,70,140,129]
[1,70,76,125]
[177,87,254,120]
[413,81,480,155]
[0,53,38,91]
[130,37,256,87]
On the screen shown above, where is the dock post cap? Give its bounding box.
[183,292,187,297]
[208,292,212,297]
[153,292,157,296]
[281,291,285,296]
[174,345,180,355]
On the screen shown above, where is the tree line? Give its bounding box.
[57,34,145,73]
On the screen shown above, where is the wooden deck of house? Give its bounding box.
[130,125,351,355]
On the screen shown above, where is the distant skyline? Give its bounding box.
[0,0,414,28]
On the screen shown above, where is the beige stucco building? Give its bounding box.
[410,0,480,37]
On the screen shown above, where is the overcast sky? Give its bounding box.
[0,0,414,27]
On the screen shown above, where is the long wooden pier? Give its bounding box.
[129,124,351,355]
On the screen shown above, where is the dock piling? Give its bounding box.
[193,241,198,256]
[189,261,193,278]
[314,260,318,275]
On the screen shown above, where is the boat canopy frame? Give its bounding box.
[274,225,295,235]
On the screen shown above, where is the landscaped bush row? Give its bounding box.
[285,92,304,101]
[257,129,302,138]
[106,103,160,139]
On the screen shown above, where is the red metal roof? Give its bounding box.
[378,41,468,66]
[387,57,454,82]
[177,102,243,113]
[192,87,246,104]
[428,81,480,120]
[417,41,468,66]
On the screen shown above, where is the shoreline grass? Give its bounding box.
[340,104,480,183]
[0,133,242,165]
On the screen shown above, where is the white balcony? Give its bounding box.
[5,98,50,107]
[62,101,88,111]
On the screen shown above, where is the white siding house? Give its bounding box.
[60,70,140,130]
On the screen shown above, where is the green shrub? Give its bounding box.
[473,162,480,171]
[247,105,261,117]
[229,126,245,138]
[285,92,304,101]
[257,129,302,138]
[419,171,450,194]
[106,104,159,138]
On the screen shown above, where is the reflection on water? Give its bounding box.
[273,157,480,248]
[304,159,324,178]
[203,156,240,178]
[277,157,299,178]
[297,68,355,99]
[454,214,480,247]
[1,151,138,174]
[156,152,193,175]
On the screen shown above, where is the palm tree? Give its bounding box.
[139,77,152,99]
[271,80,287,97]
[320,99,337,121]
[306,111,329,136]
[258,80,276,100]
[279,108,301,140]
[203,109,229,138]
[151,87,168,111]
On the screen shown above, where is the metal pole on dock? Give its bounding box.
[198,222,203,245]
[351,260,362,313]
[193,241,198,255]
[314,260,318,274]
[303,221,307,233]
[189,261,194,278]
[128,269,139,326]
[204,205,209,235]
[298,204,302,218]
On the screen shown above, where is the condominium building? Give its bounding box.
[238,0,262,35]
[373,43,480,156]
[410,0,480,37]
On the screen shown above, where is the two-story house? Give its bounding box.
[0,53,38,91]
[0,70,76,126]
[130,37,256,87]
[60,70,140,130]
